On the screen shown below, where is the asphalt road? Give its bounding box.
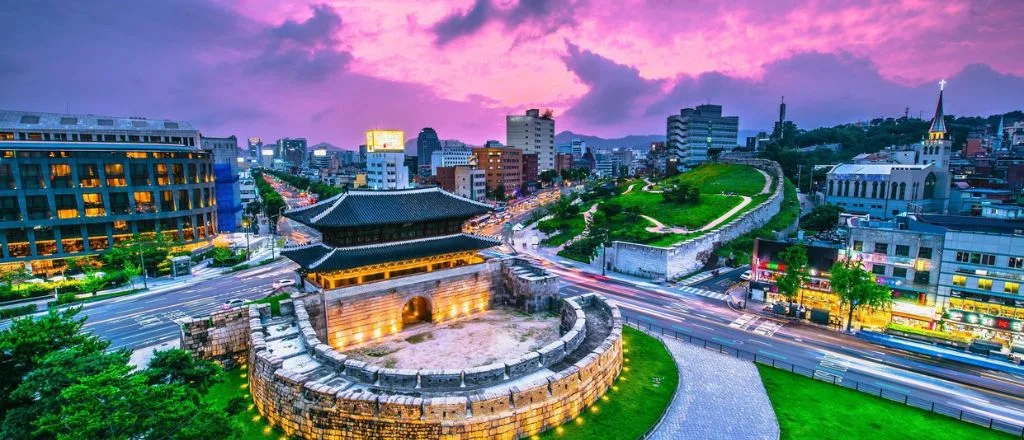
[546,264,1024,430]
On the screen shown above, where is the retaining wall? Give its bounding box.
[609,159,786,279]
[179,306,250,367]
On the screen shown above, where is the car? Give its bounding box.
[223,299,246,310]
[740,270,752,281]
[272,279,297,289]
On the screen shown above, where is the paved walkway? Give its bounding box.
[649,336,779,440]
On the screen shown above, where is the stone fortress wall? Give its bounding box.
[179,307,250,367]
[608,158,786,279]
[323,257,560,350]
[246,293,622,439]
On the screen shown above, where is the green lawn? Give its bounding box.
[758,365,1014,440]
[715,178,799,263]
[539,215,587,246]
[537,326,678,440]
[613,190,743,230]
[661,163,767,196]
[204,366,293,440]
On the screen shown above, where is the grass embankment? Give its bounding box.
[758,365,1014,440]
[204,367,292,440]
[537,326,678,440]
[249,293,290,316]
[716,178,799,264]
[660,163,768,195]
[539,215,587,247]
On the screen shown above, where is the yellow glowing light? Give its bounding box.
[248,404,255,411]
[365,129,405,153]
[462,302,470,314]
[241,364,248,370]
[612,386,619,391]
[240,383,249,389]
[601,395,609,402]
[263,426,272,435]
[623,348,629,353]
[240,373,248,378]
[624,358,630,363]
[251,415,262,422]
[623,366,630,372]
[373,327,382,339]
[590,406,599,413]
[575,417,584,425]
[556,427,564,435]
[450,305,458,318]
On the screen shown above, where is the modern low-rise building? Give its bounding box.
[0,110,217,276]
[430,144,473,175]
[455,166,486,202]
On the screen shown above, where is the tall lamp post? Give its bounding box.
[242,218,251,261]
[136,239,148,289]
[270,206,287,259]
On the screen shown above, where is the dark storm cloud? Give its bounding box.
[560,41,662,125]
[431,0,577,46]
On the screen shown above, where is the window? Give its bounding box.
[105,163,126,187]
[97,119,114,126]
[952,275,967,286]
[177,190,190,210]
[977,279,993,290]
[60,117,78,125]
[893,267,908,278]
[78,164,99,188]
[55,194,78,219]
[130,163,151,185]
[50,164,72,188]
[1005,282,1020,294]
[109,192,130,215]
[134,191,155,213]
[1010,257,1024,269]
[0,197,20,221]
[0,164,14,189]
[19,115,40,124]
[20,164,43,189]
[172,164,184,184]
[874,243,888,254]
[895,245,910,257]
[853,240,863,252]
[918,247,933,259]
[82,193,105,217]
[60,225,84,254]
[160,190,174,212]
[86,223,108,251]
[914,271,930,284]
[156,164,169,185]
[981,254,996,266]
[872,265,886,275]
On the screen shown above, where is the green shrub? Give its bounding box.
[0,304,37,319]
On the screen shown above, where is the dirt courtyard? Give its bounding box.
[344,309,561,370]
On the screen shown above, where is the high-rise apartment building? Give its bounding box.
[507,109,555,171]
[247,137,262,160]
[0,110,217,275]
[201,135,242,231]
[666,104,739,168]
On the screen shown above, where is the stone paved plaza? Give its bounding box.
[650,336,780,440]
[343,309,560,369]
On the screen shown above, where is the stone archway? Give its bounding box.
[402,296,432,325]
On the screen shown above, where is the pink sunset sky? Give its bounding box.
[2,0,1023,148]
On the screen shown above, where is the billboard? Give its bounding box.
[261,148,275,156]
[366,129,404,153]
[313,148,328,157]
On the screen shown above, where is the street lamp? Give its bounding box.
[136,239,148,289]
[269,206,287,259]
[242,218,251,261]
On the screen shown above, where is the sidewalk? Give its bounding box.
[648,335,779,440]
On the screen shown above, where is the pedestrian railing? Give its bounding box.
[623,316,1024,438]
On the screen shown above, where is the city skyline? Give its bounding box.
[2,0,1024,147]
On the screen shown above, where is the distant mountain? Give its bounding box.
[555,131,663,150]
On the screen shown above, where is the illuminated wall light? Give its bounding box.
[450,304,458,318]
[251,415,262,422]
[373,327,382,339]
[575,417,584,425]
[263,426,272,435]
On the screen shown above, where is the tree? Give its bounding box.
[123,260,141,289]
[830,258,893,331]
[77,273,107,296]
[624,206,642,222]
[104,234,178,275]
[539,169,558,185]
[801,204,844,231]
[663,183,699,204]
[491,184,507,201]
[776,245,808,307]
[143,349,221,394]
[708,148,723,162]
[598,201,622,217]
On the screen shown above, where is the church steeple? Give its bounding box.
[928,80,947,140]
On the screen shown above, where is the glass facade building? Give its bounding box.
[0,110,217,275]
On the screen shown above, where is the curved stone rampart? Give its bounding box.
[609,159,786,279]
[246,293,623,439]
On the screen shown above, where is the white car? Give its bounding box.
[223,299,246,310]
[272,279,296,289]
[740,270,752,281]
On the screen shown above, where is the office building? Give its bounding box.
[201,135,242,231]
[365,129,409,190]
[473,146,522,198]
[0,110,217,276]
[239,170,257,207]
[555,153,574,173]
[521,153,539,188]
[247,137,262,160]
[666,104,739,168]
[507,109,555,171]
[430,144,473,175]
[455,166,486,202]
[416,127,442,175]
[309,143,334,171]
[259,146,276,168]
[275,138,307,168]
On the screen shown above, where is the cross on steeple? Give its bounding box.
[939,79,946,91]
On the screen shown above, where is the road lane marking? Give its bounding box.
[757,350,786,360]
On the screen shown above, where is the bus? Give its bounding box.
[468,214,491,230]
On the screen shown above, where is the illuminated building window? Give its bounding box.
[86,224,108,251]
[55,194,78,219]
[105,163,126,187]
[172,164,185,184]
[60,225,84,254]
[134,191,155,213]
[78,164,100,188]
[952,275,967,287]
[82,193,106,217]
[852,240,863,252]
[1005,282,1020,294]
[126,152,148,159]
[977,279,993,290]
[156,164,170,185]
[50,164,72,188]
